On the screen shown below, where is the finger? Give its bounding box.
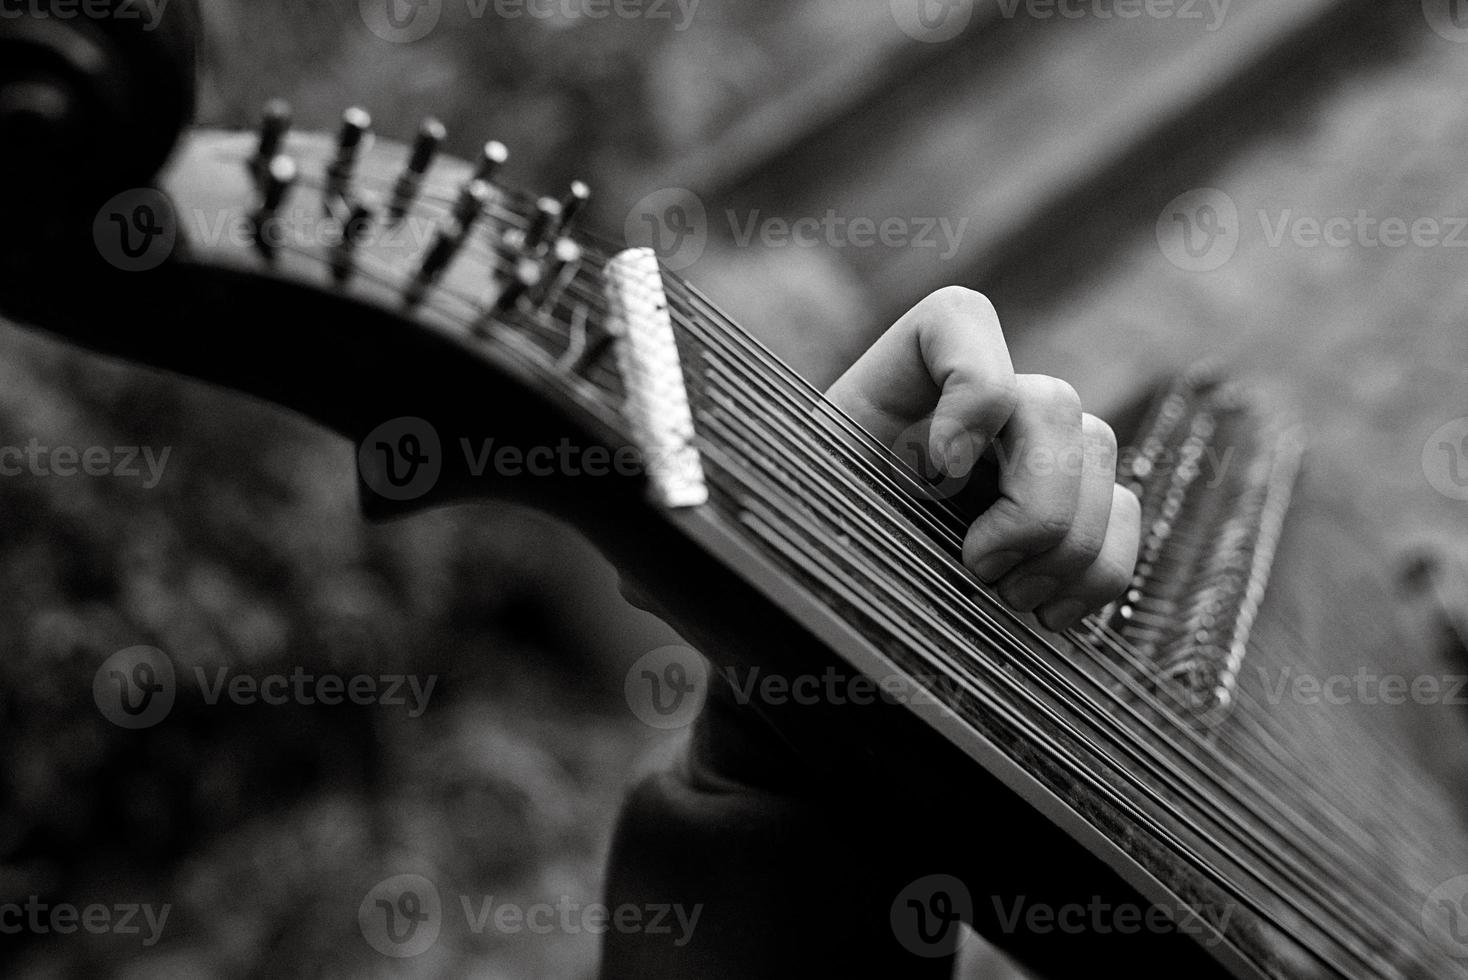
[1036,484,1142,632]
[825,287,1017,474]
[962,375,1084,585]
[994,413,1119,611]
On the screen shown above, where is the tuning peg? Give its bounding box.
[332,201,376,284]
[493,256,544,313]
[474,140,509,184]
[388,117,446,224]
[325,106,371,209]
[252,99,292,179]
[404,180,492,307]
[525,197,563,252]
[252,154,298,257]
[559,181,590,230]
[451,178,492,229]
[532,237,582,308]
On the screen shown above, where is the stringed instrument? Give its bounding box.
[5,7,1468,979]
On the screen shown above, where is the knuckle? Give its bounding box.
[1057,528,1107,569]
[923,285,998,324]
[1021,375,1083,419]
[962,371,1018,435]
[1015,506,1073,551]
[975,497,1073,555]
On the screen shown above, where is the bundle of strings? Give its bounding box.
[250,154,1468,979]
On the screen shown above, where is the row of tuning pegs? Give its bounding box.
[245,100,590,312]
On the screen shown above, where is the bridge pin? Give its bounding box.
[388,117,446,224]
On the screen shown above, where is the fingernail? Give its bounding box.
[1004,575,1057,612]
[972,551,1021,583]
[1041,600,1090,633]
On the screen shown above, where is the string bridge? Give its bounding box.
[1099,369,1304,732]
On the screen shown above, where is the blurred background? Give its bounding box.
[3,0,1468,976]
